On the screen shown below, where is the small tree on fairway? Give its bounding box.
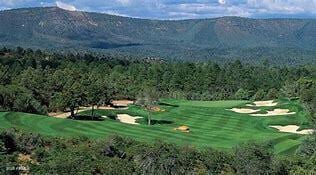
[137,88,159,126]
[86,77,115,119]
[86,78,101,118]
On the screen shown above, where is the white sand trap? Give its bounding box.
[117,114,142,125]
[111,100,134,107]
[97,106,129,110]
[251,109,296,116]
[230,108,261,114]
[247,100,278,107]
[270,125,315,135]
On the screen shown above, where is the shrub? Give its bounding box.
[235,88,251,100]
[297,132,316,157]
[201,148,234,174]
[252,89,266,101]
[233,142,273,175]
[0,129,17,154]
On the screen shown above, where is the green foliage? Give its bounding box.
[235,88,251,100]
[0,129,17,154]
[0,129,314,174]
[0,47,314,115]
[252,89,266,101]
[0,139,5,154]
[234,142,274,175]
[265,88,279,100]
[201,149,234,174]
[297,132,316,157]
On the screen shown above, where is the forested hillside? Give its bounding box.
[1,7,316,64]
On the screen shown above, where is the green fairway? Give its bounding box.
[0,99,311,154]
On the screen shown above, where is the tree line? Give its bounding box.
[0,47,315,119]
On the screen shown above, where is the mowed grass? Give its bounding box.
[0,99,311,154]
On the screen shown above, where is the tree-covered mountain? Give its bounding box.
[1,7,316,64]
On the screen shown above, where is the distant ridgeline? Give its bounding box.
[1,7,316,65]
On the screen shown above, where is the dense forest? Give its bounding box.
[0,47,315,117]
[0,47,315,174]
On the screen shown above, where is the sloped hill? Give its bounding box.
[0,7,316,64]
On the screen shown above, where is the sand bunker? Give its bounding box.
[250,109,296,116]
[230,108,261,114]
[174,125,190,133]
[117,114,142,125]
[97,106,129,110]
[111,100,134,107]
[270,125,315,135]
[247,100,278,107]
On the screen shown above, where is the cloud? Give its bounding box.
[1,0,316,19]
[218,0,226,5]
[56,1,77,11]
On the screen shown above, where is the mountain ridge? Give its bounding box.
[0,7,316,64]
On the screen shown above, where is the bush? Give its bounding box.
[134,142,180,175]
[0,129,17,154]
[0,139,5,154]
[297,132,316,157]
[235,88,251,100]
[233,142,273,175]
[265,88,279,100]
[252,89,266,101]
[202,148,234,174]
[17,133,46,154]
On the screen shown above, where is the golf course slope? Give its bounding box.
[0,99,312,154]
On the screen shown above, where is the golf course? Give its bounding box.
[0,98,312,154]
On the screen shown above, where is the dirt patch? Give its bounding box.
[111,100,134,107]
[148,106,165,112]
[174,125,190,133]
[117,114,142,125]
[230,108,261,114]
[270,125,314,135]
[247,100,278,107]
[49,107,92,118]
[18,154,37,164]
[250,109,296,116]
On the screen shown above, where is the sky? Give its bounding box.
[0,0,316,19]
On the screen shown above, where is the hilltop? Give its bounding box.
[0,7,316,64]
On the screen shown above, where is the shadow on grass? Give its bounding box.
[107,115,117,120]
[148,119,174,125]
[69,115,105,121]
[158,102,179,107]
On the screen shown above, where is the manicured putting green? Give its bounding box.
[0,99,311,154]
